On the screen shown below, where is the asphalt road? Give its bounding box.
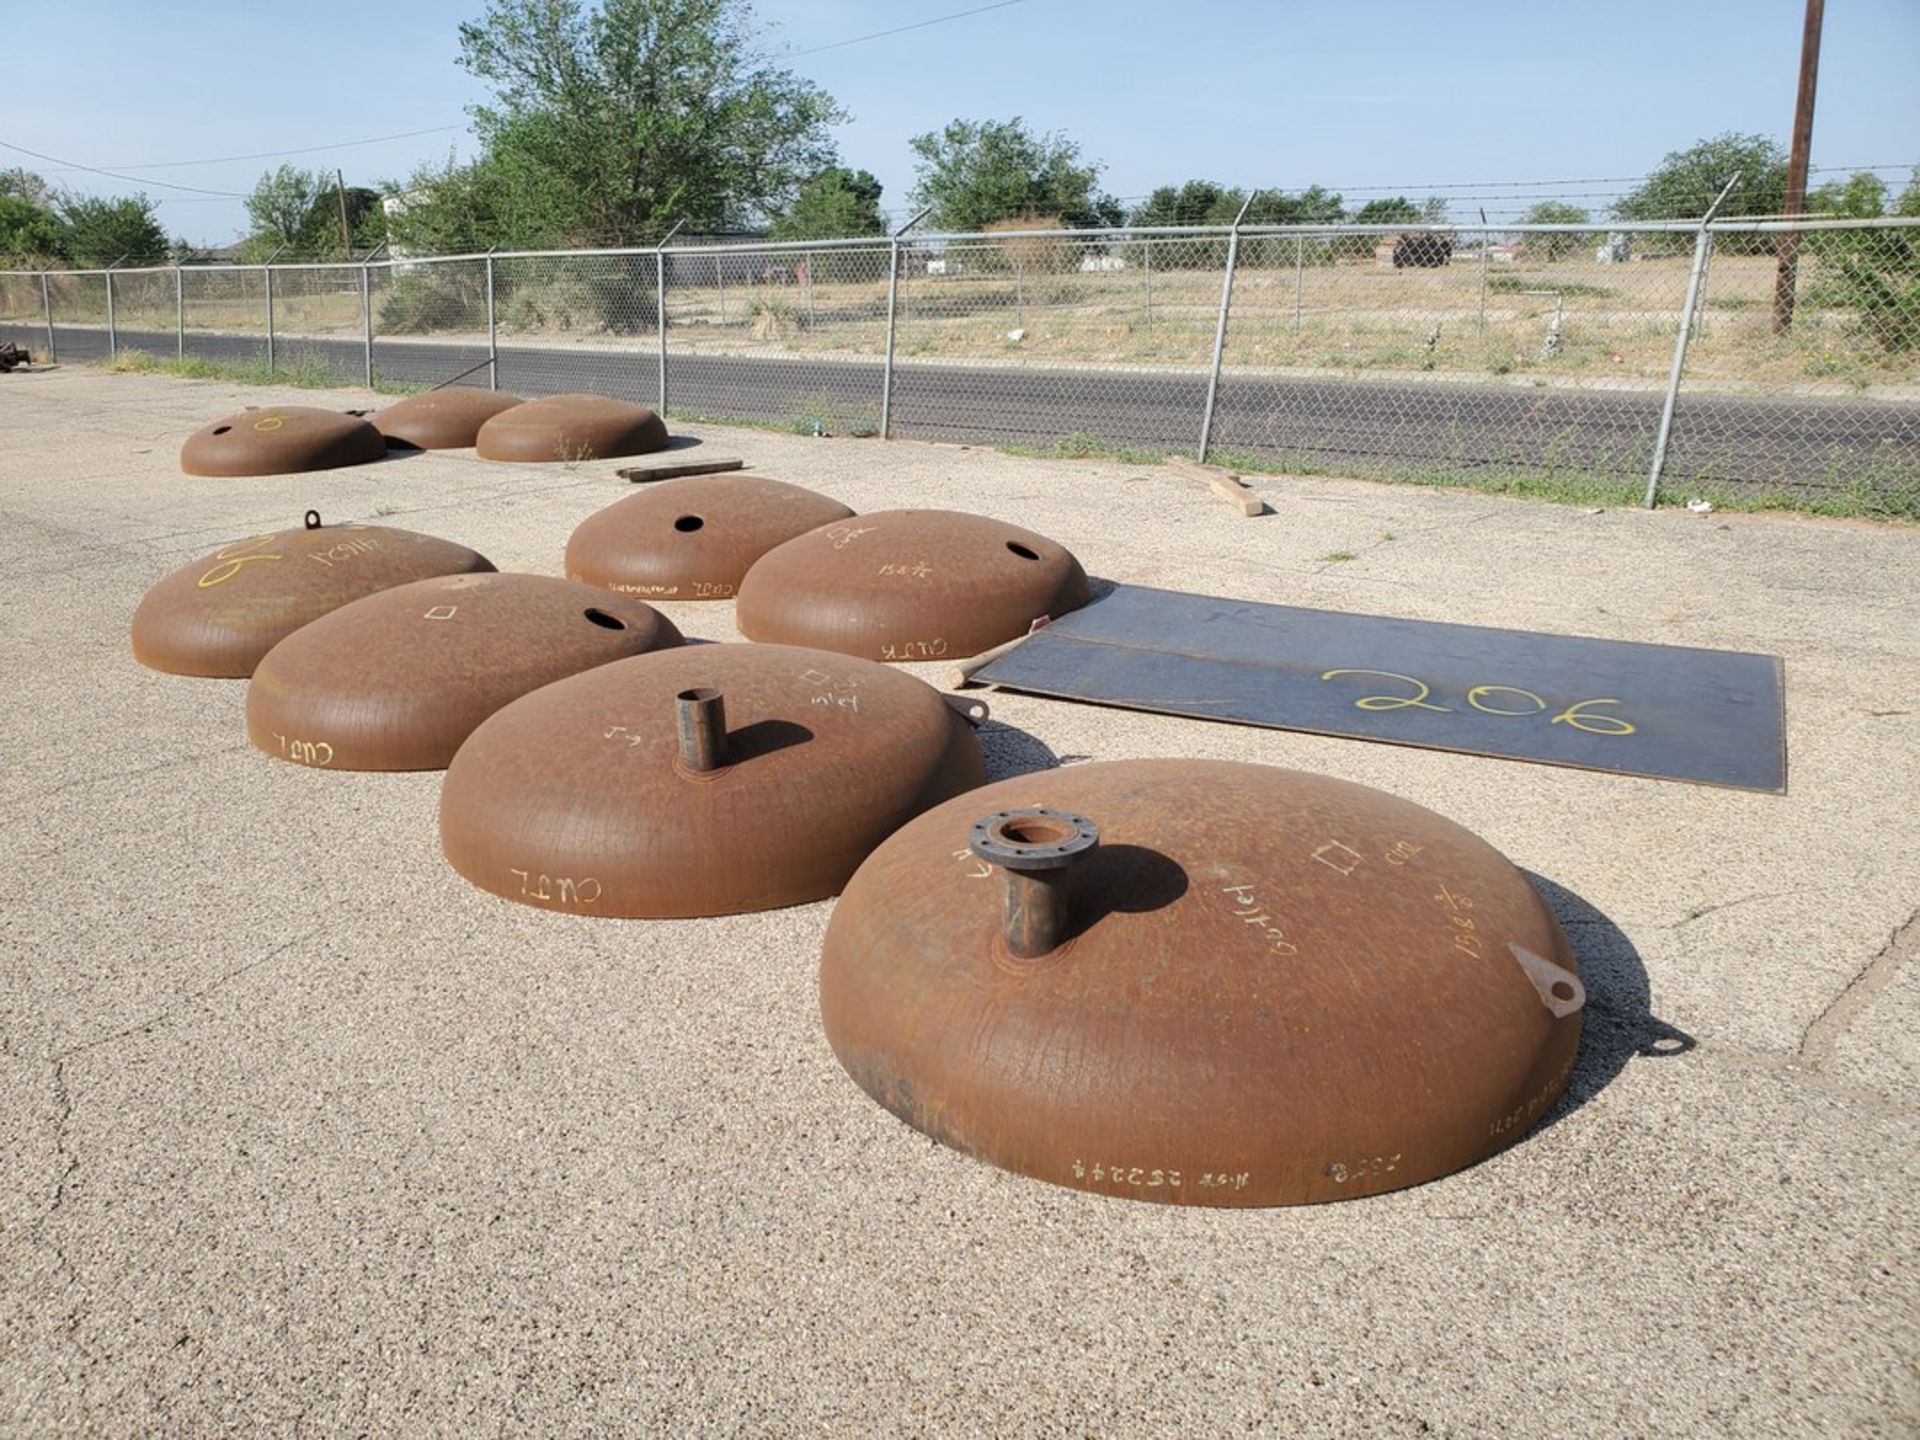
[16,321,1918,500]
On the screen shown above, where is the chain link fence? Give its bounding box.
[3,217,1915,515]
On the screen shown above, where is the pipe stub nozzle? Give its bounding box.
[969,807,1099,872]
[970,807,1099,960]
[675,686,728,773]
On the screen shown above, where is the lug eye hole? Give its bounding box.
[583,608,626,630]
[1550,981,1577,1002]
[212,425,232,435]
[674,515,704,533]
[1007,541,1039,560]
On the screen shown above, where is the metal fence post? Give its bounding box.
[105,269,117,355]
[1197,192,1257,463]
[655,251,669,413]
[1643,229,1711,508]
[879,208,928,440]
[485,249,498,391]
[174,265,184,359]
[1644,176,1739,508]
[881,236,903,439]
[360,263,373,388]
[264,265,276,373]
[803,251,815,329]
[655,220,683,415]
[1292,233,1305,338]
[1689,236,1715,341]
[40,270,55,362]
[1477,230,1490,337]
[1143,238,1154,334]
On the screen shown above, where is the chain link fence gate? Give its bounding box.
[3,216,1916,516]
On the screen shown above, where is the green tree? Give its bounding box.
[1804,169,1920,351]
[58,193,167,266]
[1249,185,1346,226]
[1808,170,1888,219]
[246,165,325,250]
[908,117,1117,231]
[1521,200,1591,260]
[1133,182,1344,230]
[769,167,885,240]
[455,0,844,246]
[1615,132,1787,253]
[0,170,67,262]
[1353,197,1421,227]
[1,167,54,207]
[290,181,388,257]
[1130,180,1233,227]
[386,154,517,254]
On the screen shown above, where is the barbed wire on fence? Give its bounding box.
[2,216,1915,517]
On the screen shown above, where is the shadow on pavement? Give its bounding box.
[1528,870,1697,1129]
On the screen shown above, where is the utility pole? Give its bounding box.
[336,169,353,260]
[1771,0,1824,334]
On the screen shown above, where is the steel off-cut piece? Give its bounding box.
[734,508,1093,661]
[246,573,682,770]
[131,512,496,677]
[565,473,855,601]
[439,643,988,916]
[820,758,1585,1206]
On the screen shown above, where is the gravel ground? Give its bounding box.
[1,368,1915,1436]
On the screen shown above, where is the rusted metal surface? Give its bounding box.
[972,585,1787,792]
[180,406,387,476]
[735,509,1093,661]
[246,573,682,771]
[821,758,1584,1207]
[131,513,495,677]
[440,642,987,917]
[565,473,855,602]
[370,389,525,449]
[474,392,669,463]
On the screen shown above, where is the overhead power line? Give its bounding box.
[44,124,469,174]
[783,0,1027,58]
[0,138,250,196]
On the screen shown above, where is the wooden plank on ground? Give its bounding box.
[1165,455,1267,517]
[615,455,745,483]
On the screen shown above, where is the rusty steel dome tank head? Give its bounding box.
[475,393,670,463]
[734,508,1093,662]
[439,642,989,917]
[180,406,387,476]
[565,473,855,602]
[820,758,1585,1207]
[246,572,683,771]
[370,389,526,450]
[131,511,496,677]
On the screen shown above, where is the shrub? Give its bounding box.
[380,269,484,333]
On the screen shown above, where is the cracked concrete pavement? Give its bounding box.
[1,368,1916,1434]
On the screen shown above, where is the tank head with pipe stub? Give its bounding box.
[439,643,988,917]
[820,758,1585,1206]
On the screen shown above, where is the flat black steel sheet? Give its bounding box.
[974,585,1785,792]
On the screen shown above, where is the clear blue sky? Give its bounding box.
[7,0,1917,244]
